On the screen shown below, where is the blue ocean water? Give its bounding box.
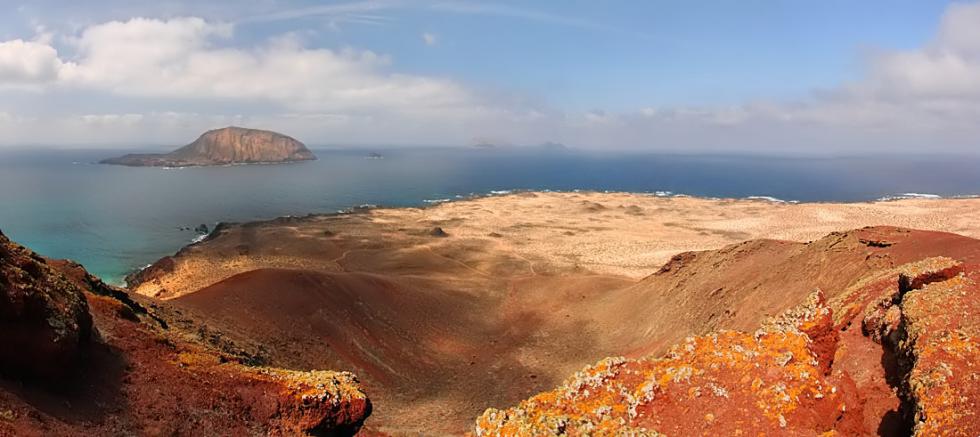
[2,147,979,285]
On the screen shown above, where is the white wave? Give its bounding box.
[490,190,512,195]
[900,192,942,199]
[878,192,943,201]
[746,195,789,203]
[424,198,452,204]
[189,234,207,244]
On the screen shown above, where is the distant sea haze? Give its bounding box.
[1,147,979,284]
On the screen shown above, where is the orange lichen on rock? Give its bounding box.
[250,367,372,435]
[477,248,980,437]
[855,257,963,344]
[900,268,980,436]
[475,291,860,436]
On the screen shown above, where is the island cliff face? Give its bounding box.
[100,126,316,167]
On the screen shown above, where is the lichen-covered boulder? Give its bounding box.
[475,290,861,436]
[252,368,372,435]
[0,230,92,380]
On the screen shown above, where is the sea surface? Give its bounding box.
[2,147,980,284]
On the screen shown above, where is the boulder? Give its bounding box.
[0,230,92,380]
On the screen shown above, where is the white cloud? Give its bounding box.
[0,17,478,117]
[567,1,980,152]
[3,4,980,153]
[0,39,64,87]
[80,113,145,125]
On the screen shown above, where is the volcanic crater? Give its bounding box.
[122,192,980,435]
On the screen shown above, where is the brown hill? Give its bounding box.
[0,230,370,436]
[132,194,980,435]
[100,126,316,167]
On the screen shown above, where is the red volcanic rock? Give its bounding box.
[900,265,980,435]
[100,126,316,167]
[477,229,980,436]
[255,368,373,435]
[476,290,862,436]
[0,232,370,436]
[0,230,92,380]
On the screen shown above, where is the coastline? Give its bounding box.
[126,189,980,297]
[119,190,980,434]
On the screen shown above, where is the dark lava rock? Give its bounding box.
[430,227,449,237]
[0,230,92,380]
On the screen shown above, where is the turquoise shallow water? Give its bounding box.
[2,147,979,284]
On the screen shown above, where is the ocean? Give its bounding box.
[2,147,979,285]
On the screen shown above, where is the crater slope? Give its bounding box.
[128,192,980,434]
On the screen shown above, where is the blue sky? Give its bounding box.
[0,1,978,153]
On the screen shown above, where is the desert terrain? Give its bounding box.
[132,192,980,297]
[122,192,980,435]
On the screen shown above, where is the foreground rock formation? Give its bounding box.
[100,126,316,167]
[0,230,92,381]
[122,192,980,435]
[0,230,369,435]
[477,237,980,436]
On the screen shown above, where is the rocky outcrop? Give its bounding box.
[476,291,862,436]
[476,234,980,436]
[253,368,373,435]
[0,230,92,380]
[100,126,316,167]
[0,231,370,436]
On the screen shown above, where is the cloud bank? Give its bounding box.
[1,3,980,153]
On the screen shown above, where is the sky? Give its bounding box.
[0,0,978,154]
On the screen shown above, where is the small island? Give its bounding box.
[100,126,316,167]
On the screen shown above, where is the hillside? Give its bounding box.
[0,230,370,436]
[124,192,980,434]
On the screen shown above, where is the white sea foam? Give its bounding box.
[900,192,942,199]
[424,198,452,204]
[490,190,512,195]
[746,195,789,203]
[189,234,207,244]
[878,192,943,201]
